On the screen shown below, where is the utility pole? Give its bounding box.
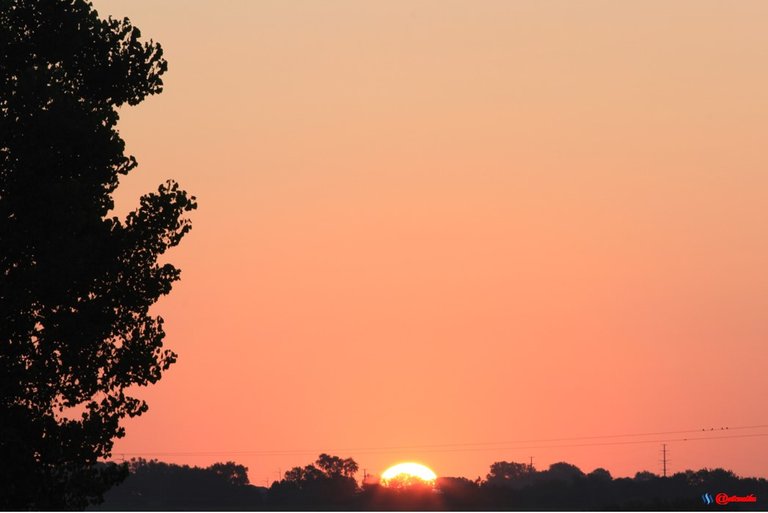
[529,456,534,470]
[661,444,668,478]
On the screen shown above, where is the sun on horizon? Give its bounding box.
[381,462,437,487]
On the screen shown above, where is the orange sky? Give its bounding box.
[92,0,768,485]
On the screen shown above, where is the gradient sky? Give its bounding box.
[91,0,768,485]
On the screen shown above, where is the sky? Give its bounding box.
[91,0,768,486]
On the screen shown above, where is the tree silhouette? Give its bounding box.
[545,462,585,483]
[0,0,195,508]
[381,473,434,491]
[315,453,359,478]
[91,457,768,511]
[282,464,326,486]
[92,459,264,511]
[209,462,251,487]
[485,460,536,489]
[587,467,612,481]
[269,454,360,509]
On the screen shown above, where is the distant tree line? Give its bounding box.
[89,455,768,511]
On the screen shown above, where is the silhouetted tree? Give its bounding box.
[587,467,613,482]
[382,473,434,491]
[545,462,585,483]
[634,470,660,482]
[316,453,359,478]
[91,457,768,511]
[0,0,195,508]
[282,464,326,486]
[92,459,264,511]
[209,462,250,487]
[361,478,441,512]
[268,455,360,509]
[485,461,536,489]
[435,477,485,510]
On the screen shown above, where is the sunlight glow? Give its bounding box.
[381,462,437,485]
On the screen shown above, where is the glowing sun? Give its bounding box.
[381,462,437,486]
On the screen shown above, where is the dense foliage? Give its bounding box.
[90,459,262,511]
[0,0,195,508]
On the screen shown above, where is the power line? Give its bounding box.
[114,425,768,458]
[117,424,768,456]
